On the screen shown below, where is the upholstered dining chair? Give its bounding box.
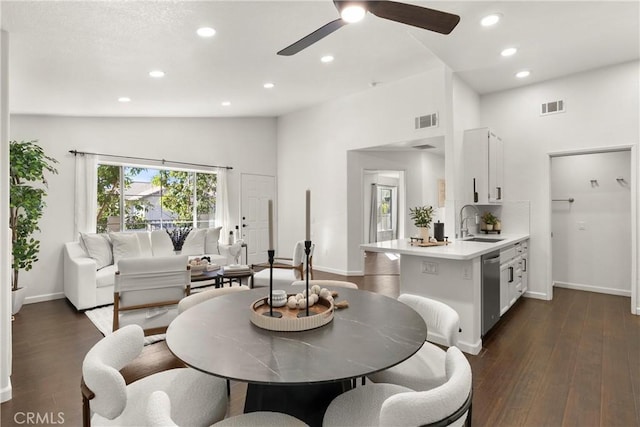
[82,324,227,427]
[178,285,250,314]
[253,241,315,288]
[367,293,460,391]
[291,279,359,289]
[323,346,472,427]
[146,390,309,426]
[113,255,190,336]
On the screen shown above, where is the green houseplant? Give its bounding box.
[481,211,498,231]
[409,205,434,240]
[9,140,58,313]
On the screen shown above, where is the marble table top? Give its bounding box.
[166,287,427,384]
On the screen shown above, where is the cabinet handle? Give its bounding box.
[523,259,527,272]
[497,187,502,200]
[473,178,478,203]
[508,266,514,283]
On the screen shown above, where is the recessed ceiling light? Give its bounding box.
[221,101,231,107]
[197,27,216,38]
[149,70,165,78]
[515,70,531,78]
[263,82,275,89]
[481,14,501,27]
[501,47,517,57]
[321,55,334,63]
[341,5,366,23]
[118,97,131,103]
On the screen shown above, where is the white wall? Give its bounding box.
[551,150,631,295]
[9,115,277,303]
[277,67,448,275]
[480,61,640,302]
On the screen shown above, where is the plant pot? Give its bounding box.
[494,221,501,231]
[419,227,431,241]
[12,287,27,315]
[485,224,494,231]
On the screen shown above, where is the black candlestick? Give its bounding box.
[263,249,282,318]
[297,240,312,318]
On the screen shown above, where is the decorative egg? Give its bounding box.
[320,288,331,298]
[287,298,298,309]
[326,295,334,303]
[309,294,318,305]
[297,298,307,309]
[296,293,304,301]
[288,296,297,304]
[311,284,321,295]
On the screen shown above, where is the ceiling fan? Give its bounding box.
[277,1,461,56]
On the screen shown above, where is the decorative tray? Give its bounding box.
[410,241,450,247]
[249,295,334,332]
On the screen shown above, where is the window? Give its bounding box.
[96,164,217,232]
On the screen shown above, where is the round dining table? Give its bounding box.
[166,287,427,426]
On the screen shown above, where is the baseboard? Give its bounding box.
[1,380,12,402]
[24,292,65,305]
[554,281,631,297]
[313,265,363,277]
[524,290,550,300]
[457,339,482,356]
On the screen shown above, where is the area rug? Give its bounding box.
[85,305,165,346]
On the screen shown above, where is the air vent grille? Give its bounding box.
[541,100,565,116]
[415,112,438,129]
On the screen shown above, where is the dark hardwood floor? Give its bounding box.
[2,253,639,426]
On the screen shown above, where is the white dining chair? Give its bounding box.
[178,285,249,314]
[367,293,460,391]
[291,279,359,289]
[146,390,308,427]
[82,324,227,427]
[323,346,472,427]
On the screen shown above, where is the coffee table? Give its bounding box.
[190,267,254,289]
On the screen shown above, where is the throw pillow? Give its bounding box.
[80,233,113,270]
[150,230,175,256]
[205,226,223,255]
[109,232,142,264]
[181,228,206,256]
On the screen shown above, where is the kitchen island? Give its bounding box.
[361,233,529,354]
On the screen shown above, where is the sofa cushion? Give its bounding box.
[205,227,222,255]
[110,233,143,264]
[151,230,175,256]
[80,233,113,270]
[96,265,118,288]
[137,232,153,257]
[181,228,206,256]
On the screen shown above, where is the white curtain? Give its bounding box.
[369,183,378,243]
[74,154,97,237]
[215,168,231,244]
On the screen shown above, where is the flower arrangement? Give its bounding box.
[409,205,434,229]
[166,226,192,251]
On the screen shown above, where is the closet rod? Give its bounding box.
[68,149,233,170]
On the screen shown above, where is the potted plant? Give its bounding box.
[409,205,434,241]
[481,212,498,231]
[9,140,58,314]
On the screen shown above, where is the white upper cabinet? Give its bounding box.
[463,127,504,204]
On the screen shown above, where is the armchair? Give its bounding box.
[113,255,190,336]
[253,241,315,288]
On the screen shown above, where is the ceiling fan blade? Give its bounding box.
[277,18,348,56]
[368,1,460,35]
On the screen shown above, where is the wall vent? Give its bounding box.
[415,112,438,129]
[541,100,565,116]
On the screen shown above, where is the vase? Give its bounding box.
[12,287,27,315]
[485,224,494,231]
[419,227,430,241]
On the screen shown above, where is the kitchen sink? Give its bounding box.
[464,237,505,243]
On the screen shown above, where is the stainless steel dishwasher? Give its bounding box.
[481,251,501,336]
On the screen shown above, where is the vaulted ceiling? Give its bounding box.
[2,1,638,117]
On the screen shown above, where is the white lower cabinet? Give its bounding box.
[500,239,529,316]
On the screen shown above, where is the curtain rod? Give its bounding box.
[68,149,233,170]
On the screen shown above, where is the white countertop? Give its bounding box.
[360,233,530,260]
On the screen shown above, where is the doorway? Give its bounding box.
[363,170,405,243]
[550,148,636,312]
[240,173,275,265]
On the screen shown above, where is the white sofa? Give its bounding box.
[64,227,233,310]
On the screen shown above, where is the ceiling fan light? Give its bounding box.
[341,5,366,23]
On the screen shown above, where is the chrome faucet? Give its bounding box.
[459,204,480,239]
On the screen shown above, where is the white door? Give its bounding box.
[241,174,276,265]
